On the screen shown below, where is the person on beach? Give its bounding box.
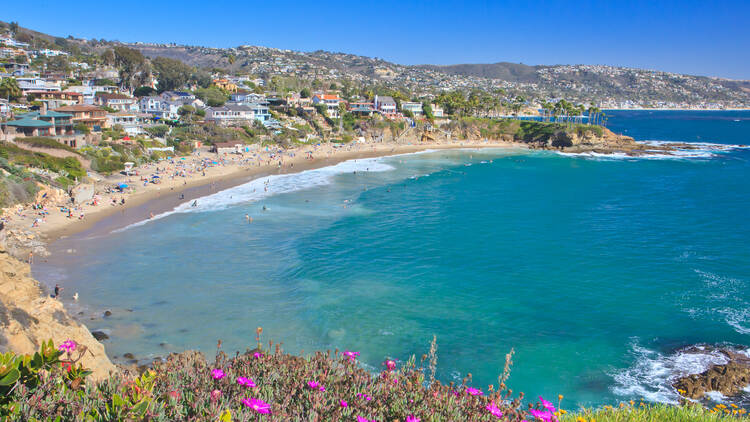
[54,284,62,298]
[28,251,33,264]
[246,214,252,223]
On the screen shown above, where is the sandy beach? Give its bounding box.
[3,139,520,245]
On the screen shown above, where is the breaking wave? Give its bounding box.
[559,141,749,160]
[114,156,395,232]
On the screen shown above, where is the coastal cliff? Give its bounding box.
[0,249,116,381]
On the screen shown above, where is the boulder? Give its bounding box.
[673,349,750,400]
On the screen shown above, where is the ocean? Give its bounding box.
[35,110,750,408]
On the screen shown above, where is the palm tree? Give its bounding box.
[0,78,22,102]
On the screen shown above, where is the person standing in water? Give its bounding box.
[54,284,62,298]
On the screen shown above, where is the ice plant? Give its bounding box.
[237,377,256,388]
[383,359,396,371]
[210,389,221,401]
[211,369,225,380]
[343,350,360,362]
[253,352,263,359]
[406,415,420,422]
[466,387,483,396]
[539,396,556,412]
[241,398,271,414]
[340,399,348,408]
[486,402,503,418]
[58,340,77,353]
[529,409,554,422]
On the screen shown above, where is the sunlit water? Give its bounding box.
[36,110,750,408]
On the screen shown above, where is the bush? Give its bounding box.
[14,137,81,154]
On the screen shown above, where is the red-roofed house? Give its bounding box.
[312,94,342,118]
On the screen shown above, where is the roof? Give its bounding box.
[18,111,73,119]
[376,96,396,104]
[96,92,133,100]
[54,104,105,112]
[5,118,53,128]
[315,94,341,100]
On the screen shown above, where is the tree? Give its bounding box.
[300,88,311,98]
[194,87,229,107]
[133,86,157,97]
[9,22,19,36]
[145,125,170,138]
[422,102,434,121]
[152,57,192,92]
[113,46,150,92]
[0,78,22,102]
[101,49,115,66]
[191,69,212,89]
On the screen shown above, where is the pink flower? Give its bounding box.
[383,359,396,371]
[210,389,221,401]
[211,369,225,380]
[307,381,320,389]
[406,416,420,422]
[343,350,360,362]
[529,409,554,422]
[393,378,399,384]
[241,397,272,414]
[486,402,503,418]
[168,390,179,399]
[356,417,371,422]
[237,377,256,388]
[253,352,263,359]
[58,340,77,353]
[539,396,556,412]
[340,399,348,408]
[466,387,483,396]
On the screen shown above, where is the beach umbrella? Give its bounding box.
[152,175,160,178]
[118,183,129,189]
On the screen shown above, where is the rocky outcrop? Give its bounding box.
[0,250,116,381]
[673,348,750,400]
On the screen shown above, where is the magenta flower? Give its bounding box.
[307,380,320,389]
[383,359,396,371]
[237,377,256,388]
[343,350,360,362]
[210,389,221,401]
[529,409,554,422]
[486,402,503,418]
[211,369,225,380]
[356,417,372,422]
[241,397,271,414]
[340,399,348,408]
[539,396,556,412]
[58,340,77,353]
[253,352,263,359]
[406,416,420,422]
[466,387,483,396]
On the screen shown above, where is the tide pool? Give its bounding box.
[36,110,750,408]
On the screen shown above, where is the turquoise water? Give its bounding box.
[37,111,750,408]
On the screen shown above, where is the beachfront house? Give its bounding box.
[312,94,342,118]
[401,101,423,117]
[348,102,376,117]
[54,104,108,131]
[1,110,82,146]
[431,104,444,118]
[374,95,397,117]
[107,111,153,136]
[204,104,254,125]
[25,90,83,109]
[212,142,246,154]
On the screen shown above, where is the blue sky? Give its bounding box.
[3,0,749,79]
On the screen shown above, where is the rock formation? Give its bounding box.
[673,348,750,400]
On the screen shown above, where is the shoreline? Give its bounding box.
[17,140,519,246]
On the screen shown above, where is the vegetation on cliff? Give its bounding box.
[1,335,748,421]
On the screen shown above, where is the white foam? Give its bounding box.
[114,156,395,232]
[611,341,729,404]
[705,391,727,402]
[558,140,749,161]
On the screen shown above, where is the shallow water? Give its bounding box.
[36,110,750,408]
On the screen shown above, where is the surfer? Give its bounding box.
[191,200,198,207]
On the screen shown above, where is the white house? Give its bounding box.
[204,104,254,124]
[401,101,423,116]
[374,95,397,115]
[312,94,342,118]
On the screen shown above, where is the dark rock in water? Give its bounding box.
[123,352,135,359]
[178,328,188,333]
[159,342,167,347]
[103,310,112,317]
[126,309,133,312]
[78,311,84,315]
[673,348,750,400]
[91,331,109,341]
[128,359,138,364]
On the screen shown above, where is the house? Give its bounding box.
[230,92,267,104]
[139,96,163,116]
[374,96,397,114]
[95,93,138,112]
[107,112,154,136]
[159,101,182,120]
[37,49,69,57]
[54,104,108,131]
[430,104,444,118]
[213,79,238,93]
[401,101,423,117]
[348,102,376,117]
[0,99,10,117]
[16,77,61,94]
[25,90,83,108]
[160,91,196,102]
[1,110,78,145]
[204,104,254,124]
[312,94,342,118]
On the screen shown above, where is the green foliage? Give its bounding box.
[145,124,170,138]
[14,137,80,154]
[152,56,193,92]
[93,78,117,87]
[0,142,85,186]
[133,86,157,97]
[194,87,229,106]
[563,402,749,422]
[422,102,434,121]
[74,122,91,134]
[0,78,22,102]
[300,87,311,98]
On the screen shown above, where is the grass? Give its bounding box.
[14,137,81,155]
[0,142,86,187]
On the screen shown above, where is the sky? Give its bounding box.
[3,0,750,79]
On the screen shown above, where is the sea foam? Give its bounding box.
[115,156,395,232]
